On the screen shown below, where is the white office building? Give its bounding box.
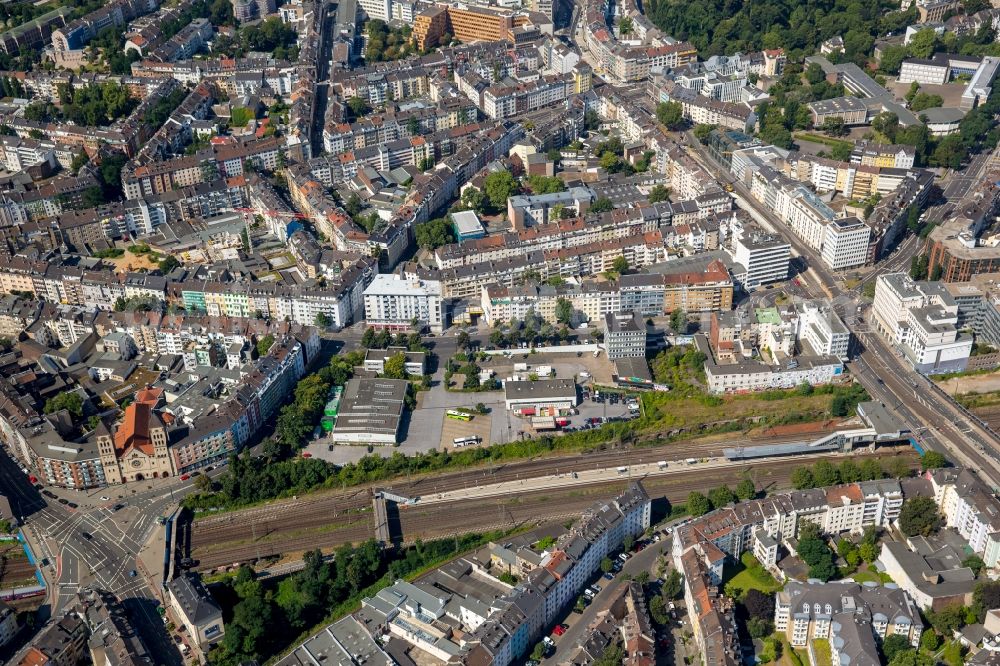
[730,228,791,289]
[363,273,444,333]
[821,217,871,270]
[871,273,972,374]
[797,300,851,360]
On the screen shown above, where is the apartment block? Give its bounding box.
[363,273,444,333]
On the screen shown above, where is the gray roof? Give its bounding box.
[167,574,221,625]
[504,378,576,401]
[919,106,967,123]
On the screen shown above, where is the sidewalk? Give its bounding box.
[135,506,177,598]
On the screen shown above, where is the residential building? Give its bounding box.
[0,601,18,648]
[166,574,224,651]
[774,581,921,653]
[363,273,444,333]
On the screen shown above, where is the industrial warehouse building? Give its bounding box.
[331,378,408,445]
[503,378,577,412]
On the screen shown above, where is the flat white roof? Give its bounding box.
[363,273,442,297]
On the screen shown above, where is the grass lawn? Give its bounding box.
[850,565,894,585]
[794,132,853,150]
[640,385,859,432]
[812,639,832,666]
[724,552,783,595]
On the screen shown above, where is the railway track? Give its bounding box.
[189,429,835,553]
[190,447,916,571]
[971,405,1000,432]
[192,428,832,533]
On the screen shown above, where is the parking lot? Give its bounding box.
[439,412,493,451]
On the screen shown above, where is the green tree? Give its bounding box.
[525,174,565,194]
[898,496,941,537]
[662,569,684,599]
[908,28,938,59]
[747,616,773,638]
[461,188,486,213]
[257,334,275,356]
[812,460,840,486]
[910,92,943,112]
[791,467,815,489]
[872,111,901,142]
[687,491,711,516]
[611,255,629,274]
[974,580,1000,622]
[649,595,668,625]
[708,485,737,509]
[601,557,614,573]
[919,629,940,653]
[44,391,83,417]
[656,101,684,130]
[736,476,756,501]
[881,634,912,662]
[346,96,371,119]
[484,170,518,210]
[382,352,408,379]
[590,197,614,213]
[415,218,455,250]
[925,603,965,637]
[820,117,847,136]
[555,297,574,325]
[920,450,948,469]
[963,554,985,577]
[158,255,180,274]
[859,542,879,563]
[879,45,909,75]
[694,124,715,143]
[670,308,687,333]
[648,184,670,203]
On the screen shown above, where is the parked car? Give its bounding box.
[57,498,69,505]
[603,572,614,580]
[552,625,565,637]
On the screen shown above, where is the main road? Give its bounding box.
[0,449,184,664]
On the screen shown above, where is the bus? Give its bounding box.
[446,410,473,421]
[453,436,480,448]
